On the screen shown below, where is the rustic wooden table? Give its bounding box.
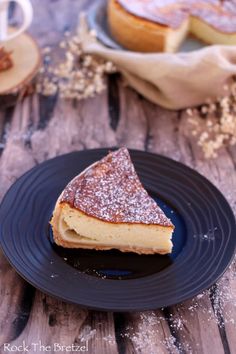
[0,1,236,353]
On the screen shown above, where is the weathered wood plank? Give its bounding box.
[0,111,6,149]
[31,90,116,163]
[0,255,33,345]
[226,144,236,348]
[6,290,118,354]
[9,293,88,353]
[221,264,236,354]
[83,311,118,354]
[0,96,37,199]
[142,101,181,161]
[168,296,225,354]
[167,111,236,354]
[121,311,179,354]
[134,104,232,354]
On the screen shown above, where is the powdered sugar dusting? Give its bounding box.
[118,0,236,32]
[61,148,173,226]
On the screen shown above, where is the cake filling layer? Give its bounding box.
[57,204,173,254]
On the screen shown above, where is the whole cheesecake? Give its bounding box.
[108,0,236,52]
[51,148,174,255]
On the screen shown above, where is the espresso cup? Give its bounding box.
[0,0,33,42]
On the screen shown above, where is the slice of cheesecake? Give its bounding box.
[51,148,174,254]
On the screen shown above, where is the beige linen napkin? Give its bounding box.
[79,16,236,110]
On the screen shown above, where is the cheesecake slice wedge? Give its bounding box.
[51,148,174,254]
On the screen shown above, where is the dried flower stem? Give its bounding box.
[187,77,236,158]
[37,30,116,100]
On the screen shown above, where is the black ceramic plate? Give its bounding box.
[0,149,235,311]
[87,0,205,52]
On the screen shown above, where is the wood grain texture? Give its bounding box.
[0,0,235,353]
[9,293,88,352]
[0,96,37,348]
[112,84,181,353]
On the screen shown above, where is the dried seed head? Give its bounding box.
[187,78,236,158]
[37,30,116,101]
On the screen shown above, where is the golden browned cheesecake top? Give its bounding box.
[60,148,173,226]
[117,0,236,32]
